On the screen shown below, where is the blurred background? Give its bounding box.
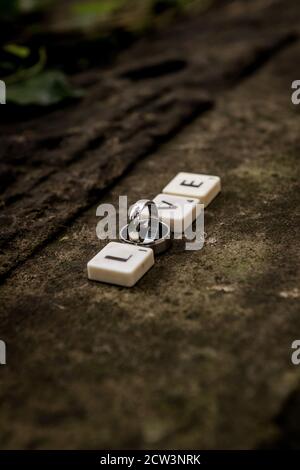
[0,0,217,108]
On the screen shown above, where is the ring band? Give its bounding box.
[120,221,171,255]
[128,199,159,243]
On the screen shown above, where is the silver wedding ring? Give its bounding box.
[128,199,159,243]
[120,199,171,254]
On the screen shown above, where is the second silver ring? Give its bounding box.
[128,199,159,244]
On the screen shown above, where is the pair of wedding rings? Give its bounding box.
[120,199,171,255]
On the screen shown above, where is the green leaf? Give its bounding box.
[7,70,84,106]
[3,44,31,59]
[72,0,126,17]
[67,0,129,31]
[4,47,47,84]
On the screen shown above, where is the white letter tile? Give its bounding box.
[162,172,221,207]
[153,193,200,234]
[87,242,154,287]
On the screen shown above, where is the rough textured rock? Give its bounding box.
[0,0,298,281]
[0,0,300,450]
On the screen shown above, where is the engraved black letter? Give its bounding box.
[180,179,203,188]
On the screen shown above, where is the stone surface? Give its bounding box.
[0,0,300,451]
